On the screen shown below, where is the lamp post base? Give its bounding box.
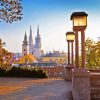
[65,64,74,81]
[72,68,90,100]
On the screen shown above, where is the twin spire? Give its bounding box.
[29,25,40,38]
[29,25,33,44]
[23,25,42,58]
[24,25,40,41]
[30,25,32,38]
[37,25,40,38]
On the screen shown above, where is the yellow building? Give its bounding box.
[14,54,38,64]
[41,51,67,65]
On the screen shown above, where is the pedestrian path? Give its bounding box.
[0,77,72,100]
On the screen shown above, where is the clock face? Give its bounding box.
[73,16,87,26]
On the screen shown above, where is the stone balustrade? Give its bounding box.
[90,70,100,100]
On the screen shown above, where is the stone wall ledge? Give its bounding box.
[72,68,90,77]
[90,73,100,79]
[89,69,100,73]
[65,67,74,70]
[66,64,74,68]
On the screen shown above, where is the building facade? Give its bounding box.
[41,51,67,65]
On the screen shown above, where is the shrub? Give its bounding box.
[0,66,48,78]
[0,67,6,76]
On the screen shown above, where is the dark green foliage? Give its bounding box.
[0,66,48,78]
[0,67,6,76]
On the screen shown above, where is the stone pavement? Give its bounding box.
[0,77,72,100]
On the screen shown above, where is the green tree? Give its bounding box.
[0,0,23,23]
[92,41,100,68]
[85,38,100,69]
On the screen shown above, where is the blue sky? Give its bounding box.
[0,0,100,53]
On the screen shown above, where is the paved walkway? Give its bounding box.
[0,77,72,100]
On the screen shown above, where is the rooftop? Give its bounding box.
[43,51,67,57]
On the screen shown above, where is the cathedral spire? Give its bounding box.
[37,25,40,38]
[35,25,41,49]
[29,25,34,54]
[30,25,32,37]
[24,31,27,44]
[22,31,28,56]
[29,25,33,42]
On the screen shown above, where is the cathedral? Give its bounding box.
[22,26,43,59]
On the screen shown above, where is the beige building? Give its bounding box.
[41,51,67,65]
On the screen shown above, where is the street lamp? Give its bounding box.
[71,12,88,30]
[65,32,75,81]
[70,12,90,100]
[66,32,75,65]
[71,12,88,68]
[66,32,75,41]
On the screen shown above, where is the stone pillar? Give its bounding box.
[65,32,75,81]
[65,64,74,81]
[65,40,74,81]
[72,68,90,100]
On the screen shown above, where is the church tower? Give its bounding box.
[35,25,41,48]
[22,32,28,56]
[34,25,43,59]
[29,26,34,54]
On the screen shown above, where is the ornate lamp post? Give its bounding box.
[65,32,75,81]
[70,12,90,100]
[71,12,88,68]
[66,32,75,65]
